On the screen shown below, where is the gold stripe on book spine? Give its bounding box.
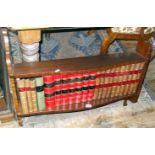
[119,65,126,97]
[25,79,33,113]
[114,67,121,97]
[122,65,128,96]
[124,65,130,96]
[29,79,38,112]
[107,68,113,100]
[126,64,133,95]
[98,70,105,100]
[137,62,144,79]
[132,63,139,94]
[97,72,102,100]
[111,67,120,97]
[17,79,29,114]
[104,69,111,99]
[101,70,106,99]
[140,62,145,69]
[94,72,100,100]
[128,63,136,94]
[110,67,116,98]
[133,63,141,93]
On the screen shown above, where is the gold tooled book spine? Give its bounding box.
[119,66,126,97]
[25,79,33,113]
[105,69,110,99]
[113,67,120,97]
[133,63,141,93]
[94,72,100,100]
[102,71,107,99]
[114,67,120,97]
[137,62,145,79]
[17,79,29,114]
[128,64,136,94]
[110,68,116,98]
[140,62,145,70]
[30,79,38,112]
[126,64,133,95]
[122,65,128,96]
[100,71,105,100]
[133,63,139,93]
[123,65,130,96]
[97,72,102,100]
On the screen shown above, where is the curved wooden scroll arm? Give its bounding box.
[100,29,117,54]
[100,28,154,58]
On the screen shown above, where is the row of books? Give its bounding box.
[16,77,45,114]
[94,62,144,100]
[16,71,97,113]
[44,72,96,110]
[16,62,144,114]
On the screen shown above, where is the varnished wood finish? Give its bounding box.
[0,98,6,111]
[0,28,13,111]
[11,52,145,78]
[0,28,12,75]
[10,78,20,113]
[100,28,154,54]
[100,30,117,54]
[107,28,154,41]
[1,27,153,123]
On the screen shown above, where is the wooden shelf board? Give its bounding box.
[11,52,145,78]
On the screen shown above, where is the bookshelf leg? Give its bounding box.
[123,100,128,106]
[18,117,23,126]
[129,96,139,103]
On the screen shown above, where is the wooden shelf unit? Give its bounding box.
[0,27,153,125]
[11,52,145,78]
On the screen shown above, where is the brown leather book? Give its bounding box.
[16,79,29,114]
[94,72,100,100]
[25,79,33,113]
[124,65,130,96]
[29,78,38,112]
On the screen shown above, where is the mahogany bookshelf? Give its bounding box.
[0,27,153,126]
[11,52,145,78]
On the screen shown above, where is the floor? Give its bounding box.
[0,40,155,128]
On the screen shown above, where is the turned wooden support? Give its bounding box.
[18,29,41,44]
[100,31,117,54]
